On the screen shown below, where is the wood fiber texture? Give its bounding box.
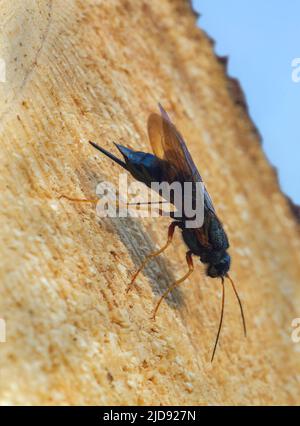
[0,0,300,405]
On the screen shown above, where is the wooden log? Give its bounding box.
[0,0,300,405]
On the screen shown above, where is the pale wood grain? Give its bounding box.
[0,0,299,405]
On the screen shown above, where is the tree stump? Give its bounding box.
[0,0,300,405]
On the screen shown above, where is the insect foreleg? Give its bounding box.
[58,194,99,204]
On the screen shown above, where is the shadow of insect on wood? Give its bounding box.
[77,165,184,312]
[101,216,184,311]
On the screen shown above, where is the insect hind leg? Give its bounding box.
[152,250,194,319]
[127,221,180,293]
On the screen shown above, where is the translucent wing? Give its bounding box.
[148,104,216,214]
[148,104,202,183]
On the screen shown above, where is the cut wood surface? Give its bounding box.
[1,0,300,405]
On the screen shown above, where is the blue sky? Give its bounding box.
[192,0,300,204]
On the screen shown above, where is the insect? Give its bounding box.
[86,104,246,361]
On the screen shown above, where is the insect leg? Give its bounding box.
[58,194,99,204]
[127,221,180,293]
[151,250,194,320]
[126,201,180,218]
[127,201,169,206]
[59,195,128,209]
[59,197,174,214]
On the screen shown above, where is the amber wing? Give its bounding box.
[147,104,216,215]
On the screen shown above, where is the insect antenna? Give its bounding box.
[226,273,247,337]
[211,277,225,362]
